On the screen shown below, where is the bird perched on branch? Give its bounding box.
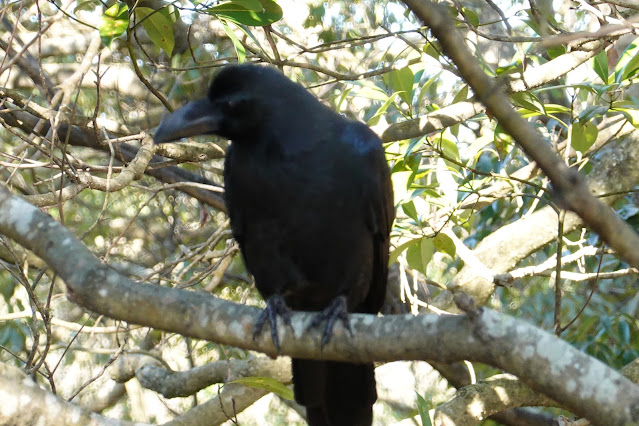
[154,63,393,426]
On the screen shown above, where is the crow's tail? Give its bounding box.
[292,359,376,426]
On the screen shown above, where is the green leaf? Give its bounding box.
[406,237,434,273]
[383,66,414,106]
[534,83,598,95]
[494,123,514,158]
[578,105,608,123]
[465,134,494,164]
[452,85,468,104]
[220,19,246,63]
[614,107,639,128]
[511,91,545,114]
[75,0,99,13]
[615,36,639,83]
[402,200,419,223]
[402,241,423,271]
[100,3,129,47]
[136,7,175,56]
[404,136,426,159]
[422,43,439,60]
[392,170,412,204]
[462,7,479,28]
[546,44,566,60]
[496,60,522,76]
[416,72,441,111]
[208,0,282,27]
[571,121,598,153]
[433,233,456,258]
[228,376,294,400]
[617,320,631,345]
[350,81,392,101]
[450,123,460,138]
[593,49,609,83]
[436,137,460,163]
[389,238,417,266]
[215,0,262,10]
[543,104,571,114]
[367,94,397,126]
[303,3,325,28]
[416,392,432,426]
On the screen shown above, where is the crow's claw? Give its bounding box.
[253,294,293,352]
[307,295,353,349]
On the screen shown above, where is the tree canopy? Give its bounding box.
[1,0,639,424]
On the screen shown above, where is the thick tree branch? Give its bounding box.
[110,353,291,399]
[433,374,556,423]
[0,363,136,426]
[380,101,484,143]
[437,116,639,307]
[0,185,638,424]
[402,0,639,271]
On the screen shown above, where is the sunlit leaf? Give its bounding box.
[402,200,419,223]
[389,238,418,266]
[494,123,514,159]
[496,60,522,76]
[420,238,435,273]
[207,0,282,27]
[452,85,468,104]
[136,7,175,56]
[100,3,129,47]
[351,83,393,102]
[593,49,609,83]
[435,137,460,163]
[465,134,493,165]
[220,19,246,63]
[433,233,456,258]
[416,72,441,110]
[614,106,639,128]
[75,0,99,13]
[571,121,598,153]
[367,92,399,126]
[383,66,414,106]
[546,44,565,60]
[406,237,434,273]
[614,36,639,83]
[229,376,294,400]
[423,43,439,60]
[543,104,571,114]
[533,83,598,95]
[416,393,432,426]
[392,170,413,204]
[404,136,426,159]
[462,7,479,28]
[511,92,545,114]
[579,105,608,123]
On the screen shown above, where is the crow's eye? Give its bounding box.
[224,98,252,115]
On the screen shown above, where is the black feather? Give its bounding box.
[154,64,394,425]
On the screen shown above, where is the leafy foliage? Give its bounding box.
[1,0,639,424]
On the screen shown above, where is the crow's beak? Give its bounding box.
[154,98,220,144]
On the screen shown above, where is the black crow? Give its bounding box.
[154,64,394,426]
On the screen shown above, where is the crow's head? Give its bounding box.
[154,64,312,144]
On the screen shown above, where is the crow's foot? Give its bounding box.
[253,294,292,352]
[307,295,353,348]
